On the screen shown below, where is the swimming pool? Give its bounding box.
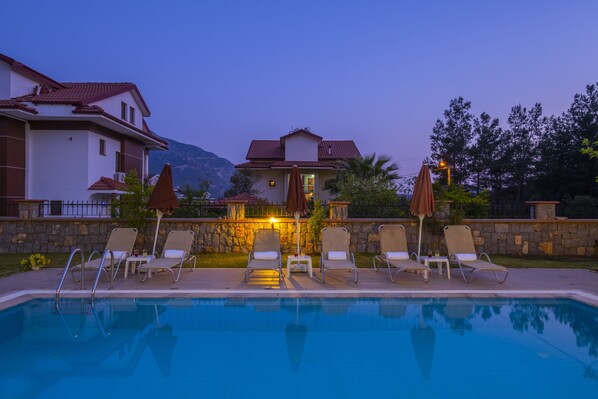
[1,297,596,398]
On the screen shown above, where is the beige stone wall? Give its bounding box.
[0,217,597,257]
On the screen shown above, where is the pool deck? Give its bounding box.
[1,266,598,310]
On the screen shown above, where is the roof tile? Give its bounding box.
[88,177,127,191]
[245,139,360,160]
[15,82,136,105]
[0,99,38,114]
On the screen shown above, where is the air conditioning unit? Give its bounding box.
[114,172,126,182]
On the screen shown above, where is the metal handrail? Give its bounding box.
[91,250,114,301]
[55,248,85,301]
[54,299,111,339]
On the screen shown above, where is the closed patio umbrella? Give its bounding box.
[410,310,436,380]
[410,164,435,258]
[285,299,308,373]
[147,164,179,256]
[286,165,308,255]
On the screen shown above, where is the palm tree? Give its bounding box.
[326,153,399,194]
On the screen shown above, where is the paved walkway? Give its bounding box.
[1,266,598,310]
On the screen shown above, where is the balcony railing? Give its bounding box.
[39,201,113,218]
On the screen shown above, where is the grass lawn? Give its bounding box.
[0,252,596,277]
[492,255,598,271]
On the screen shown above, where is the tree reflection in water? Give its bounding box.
[419,298,598,384]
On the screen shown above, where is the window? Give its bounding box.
[99,139,106,156]
[121,102,127,120]
[129,106,135,125]
[115,151,124,173]
[301,174,315,200]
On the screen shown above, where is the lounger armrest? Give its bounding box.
[351,252,355,265]
[88,250,101,263]
[480,253,491,263]
[410,252,418,261]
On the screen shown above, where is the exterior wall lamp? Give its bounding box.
[269,217,278,229]
[438,160,451,186]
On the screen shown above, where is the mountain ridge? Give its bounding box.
[149,137,236,198]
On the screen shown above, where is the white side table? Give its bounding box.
[419,256,451,279]
[286,255,313,278]
[124,255,155,279]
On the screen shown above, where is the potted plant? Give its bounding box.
[21,253,51,271]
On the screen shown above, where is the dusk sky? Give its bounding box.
[3,0,598,177]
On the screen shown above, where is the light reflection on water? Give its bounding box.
[0,297,596,398]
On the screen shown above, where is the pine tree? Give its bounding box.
[430,97,473,186]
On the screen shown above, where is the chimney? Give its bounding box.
[327,145,332,155]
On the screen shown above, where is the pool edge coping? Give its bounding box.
[2,289,598,310]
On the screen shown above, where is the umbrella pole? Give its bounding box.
[152,210,163,256]
[417,214,424,259]
[295,211,300,255]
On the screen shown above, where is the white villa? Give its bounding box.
[235,128,361,203]
[0,53,167,216]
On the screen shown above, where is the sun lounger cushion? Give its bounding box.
[386,251,409,260]
[455,253,477,261]
[108,251,127,260]
[164,249,186,259]
[328,251,347,260]
[254,251,278,260]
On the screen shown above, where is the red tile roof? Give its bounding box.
[0,99,38,114]
[246,140,284,159]
[72,104,104,114]
[88,177,127,191]
[318,140,361,159]
[245,139,360,161]
[15,82,147,109]
[0,53,166,148]
[235,161,274,169]
[271,161,339,169]
[236,160,341,170]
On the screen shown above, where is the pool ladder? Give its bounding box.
[54,298,111,338]
[55,248,116,302]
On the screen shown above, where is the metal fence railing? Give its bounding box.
[245,203,289,218]
[172,202,227,218]
[556,204,598,219]
[20,199,598,220]
[39,201,113,218]
[348,202,411,218]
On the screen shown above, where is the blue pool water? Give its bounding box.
[0,297,597,399]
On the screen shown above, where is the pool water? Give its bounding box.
[0,297,597,399]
